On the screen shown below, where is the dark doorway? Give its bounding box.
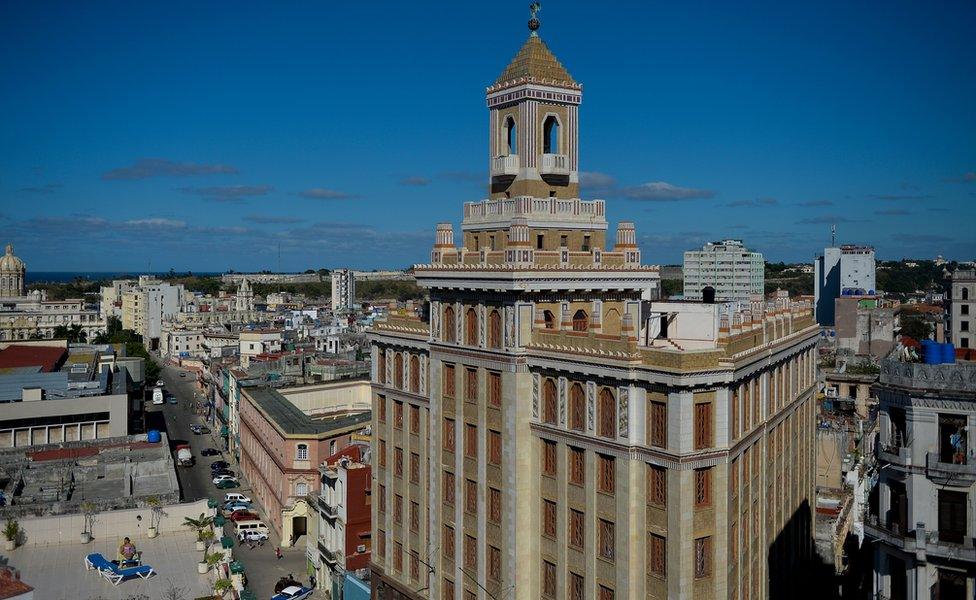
[938,490,967,544]
[292,516,307,541]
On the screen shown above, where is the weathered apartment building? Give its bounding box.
[368,14,820,600]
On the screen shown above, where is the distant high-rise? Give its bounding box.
[683,239,764,301]
[814,245,876,326]
[950,269,975,349]
[331,269,355,312]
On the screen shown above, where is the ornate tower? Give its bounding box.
[0,244,26,298]
[487,9,581,201]
[236,276,254,313]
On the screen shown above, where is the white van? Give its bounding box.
[234,520,269,537]
[224,493,251,504]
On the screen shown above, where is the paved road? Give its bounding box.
[149,362,317,599]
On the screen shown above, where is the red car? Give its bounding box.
[229,510,259,522]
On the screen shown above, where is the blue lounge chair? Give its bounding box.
[84,552,155,585]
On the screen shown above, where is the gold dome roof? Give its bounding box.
[0,244,25,272]
[493,34,578,90]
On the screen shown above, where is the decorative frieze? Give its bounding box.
[618,386,630,438]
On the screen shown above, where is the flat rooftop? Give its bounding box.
[246,386,370,437]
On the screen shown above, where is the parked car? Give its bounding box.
[167,397,178,405]
[215,479,239,489]
[229,510,259,522]
[200,448,221,457]
[238,529,268,543]
[224,502,251,514]
[189,424,202,433]
[210,461,230,471]
[225,493,251,504]
[197,426,211,434]
[212,474,237,485]
[212,469,235,478]
[272,585,313,600]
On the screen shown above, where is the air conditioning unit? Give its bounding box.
[357,544,367,553]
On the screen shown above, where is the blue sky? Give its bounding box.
[2,1,974,272]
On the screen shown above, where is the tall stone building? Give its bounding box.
[0,243,27,298]
[369,12,819,600]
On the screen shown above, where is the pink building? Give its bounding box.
[238,386,370,546]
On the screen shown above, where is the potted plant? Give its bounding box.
[80,500,96,543]
[202,550,223,574]
[199,528,216,552]
[184,513,215,551]
[146,496,162,538]
[212,577,234,599]
[3,518,19,550]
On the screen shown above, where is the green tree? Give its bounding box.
[900,316,931,340]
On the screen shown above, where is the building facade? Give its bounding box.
[814,245,877,327]
[869,356,976,600]
[368,16,819,600]
[683,240,764,302]
[950,270,975,350]
[0,244,26,298]
[120,276,185,348]
[333,269,356,312]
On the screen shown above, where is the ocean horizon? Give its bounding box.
[26,271,224,284]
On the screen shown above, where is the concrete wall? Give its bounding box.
[281,379,371,417]
[15,498,209,547]
[0,393,128,448]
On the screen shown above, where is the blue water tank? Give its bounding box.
[942,343,956,364]
[921,340,940,365]
[147,430,162,443]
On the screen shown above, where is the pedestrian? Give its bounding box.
[275,546,282,560]
[310,574,317,589]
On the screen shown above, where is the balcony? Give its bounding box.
[539,153,569,176]
[865,517,976,562]
[318,538,341,567]
[925,452,976,487]
[877,444,911,469]
[491,154,519,177]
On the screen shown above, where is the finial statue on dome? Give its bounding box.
[4,244,12,256]
[528,2,541,36]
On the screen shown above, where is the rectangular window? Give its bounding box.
[648,464,666,506]
[377,529,386,557]
[542,560,557,598]
[465,368,478,402]
[378,484,386,513]
[488,487,501,523]
[569,572,584,600]
[394,400,404,430]
[410,501,420,533]
[694,402,713,450]
[582,234,591,252]
[537,234,545,250]
[377,394,386,422]
[543,499,557,539]
[443,580,454,600]
[650,401,667,448]
[731,388,739,440]
[443,364,456,398]
[598,454,615,494]
[488,545,501,582]
[464,535,477,569]
[296,445,308,461]
[488,429,502,465]
[488,371,502,407]
[569,509,584,549]
[649,533,666,577]
[599,519,615,561]
[394,494,403,524]
[379,440,387,468]
[542,440,557,477]
[465,423,477,458]
[410,405,420,434]
[410,551,420,581]
[694,536,712,578]
[394,447,404,477]
[443,417,456,452]
[599,586,614,600]
[410,452,420,484]
[695,468,711,507]
[444,471,455,507]
[569,446,585,486]
[465,479,478,514]
[378,352,386,383]
[442,525,455,559]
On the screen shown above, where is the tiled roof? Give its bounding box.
[0,345,67,373]
[494,34,576,88]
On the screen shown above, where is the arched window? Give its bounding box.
[505,116,517,155]
[543,115,559,154]
[296,444,309,461]
[465,308,478,346]
[488,310,502,349]
[598,388,616,438]
[542,379,557,425]
[569,383,585,431]
[394,353,404,389]
[444,305,456,343]
[964,287,970,301]
[543,310,555,329]
[409,355,420,393]
[572,310,588,332]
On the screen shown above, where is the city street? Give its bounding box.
[147,362,318,599]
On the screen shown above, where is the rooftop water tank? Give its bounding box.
[942,343,956,364]
[147,430,162,443]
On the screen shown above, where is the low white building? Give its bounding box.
[239,329,283,368]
